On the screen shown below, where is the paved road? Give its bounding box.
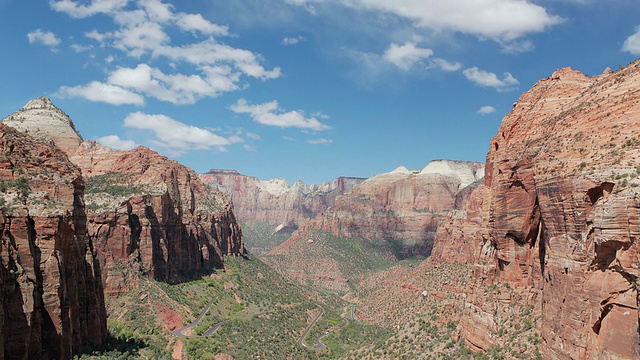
[314,317,348,350]
[172,296,221,338]
[297,306,324,347]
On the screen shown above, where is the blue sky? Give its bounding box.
[0,0,639,185]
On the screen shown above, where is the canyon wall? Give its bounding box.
[433,63,640,359]
[279,161,484,256]
[0,123,106,359]
[200,169,364,227]
[3,98,245,294]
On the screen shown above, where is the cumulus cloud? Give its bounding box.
[57,81,145,105]
[124,112,231,153]
[348,0,562,42]
[96,135,138,150]
[27,29,61,48]
[53,0,281,105]
[463,67,519,89]
[477,105,496,114]
[230,99,331,131]
[50,0,128,18]
[307,138,333,145]
[429,58,463,72]
[383,42,433,71]
[622,26,640,55]
[282,35,306,46]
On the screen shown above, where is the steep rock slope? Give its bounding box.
[433,63,640,359]
[3,98,245,293]
[200,169,364,227]
[266,161,483,290]
[281,160,484,254]
[0,123,106,359]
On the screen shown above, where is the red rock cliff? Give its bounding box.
[200,169,364,227]
[433,62,640,359]
[3,99,245,294]
[0,124,106,359]
[73,143,244,291]
[277,161,484,257]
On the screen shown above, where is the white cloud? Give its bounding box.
[477,105,496,114]
[230,99,331,131]
[622,26,640,55]
[176,13,229,35]
[27,29,61,48]
[347,0,562,42]
[57,81,145,105]
[383,41,433,71]
[307,138,333,145]
[70,43,92,52]
[53,0,281,105]
[124,112,231,153]
[463,67,519,89]
[282,35,306,46]
[108,63,238,104]
[243,144,257,152]
[96,135,138,150]
[429,58,462,72]
[50,0,128,18]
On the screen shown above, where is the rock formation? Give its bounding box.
[200,169,364,227]
[432,62,640,359]
[278,160,484,257]
[0,123,106,359]
[3,98,245,294]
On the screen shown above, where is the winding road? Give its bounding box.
[172,295,225,338]
[297,306,325,347]
[297,306,356,350]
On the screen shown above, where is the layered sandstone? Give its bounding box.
[433,62,640,359]
[200,169,364,227]
[2,98,245,294]
[280,160,484,256]
[0,123,106,359]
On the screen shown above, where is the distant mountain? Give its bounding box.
[266,160,484,289]
[201,169,364,253]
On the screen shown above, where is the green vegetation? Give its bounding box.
[239,219,294,254]
[85,173,146,197]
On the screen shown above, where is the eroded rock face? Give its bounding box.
[433,63,640,359]
[281,160,484,257]
[75,144,244,291]
[0,124,106,359]
[2,99,245,294]
[200,169,364,227]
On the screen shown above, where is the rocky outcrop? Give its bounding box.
[75,144,244,292]
[433,62,640,359]
[200,169,364,227]
[278,160,484,258]
[0,123,106,359]
[2,98,245,294]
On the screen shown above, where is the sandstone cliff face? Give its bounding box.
[2,99,245,294]
[433,62,640,359]
[74,144,244,291]
[0,123,106,359]
[280,161,484,257]
[200,169,364,227]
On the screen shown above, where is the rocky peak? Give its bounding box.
[2,96,83,154]
[420,160,484,190]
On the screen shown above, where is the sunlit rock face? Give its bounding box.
[432,63,640,359]
[276,160,484,259]
[3,98,245,294]
[201,169,365,227]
